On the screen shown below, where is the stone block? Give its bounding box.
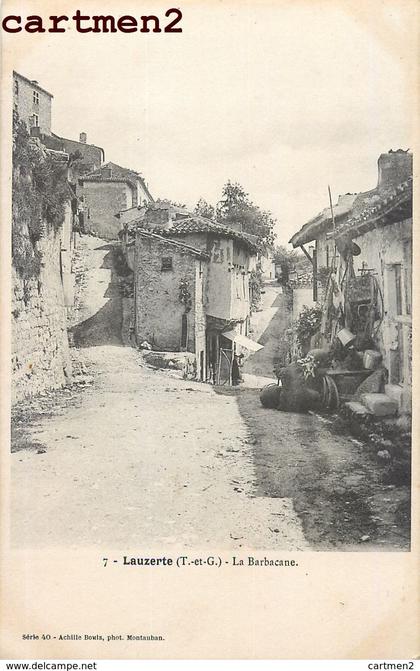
[384,384,403,410]
[344,401,372,416]
[360,393,398,417]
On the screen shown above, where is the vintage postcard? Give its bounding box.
[0,0,419,662]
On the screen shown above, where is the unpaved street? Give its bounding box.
[12,346,308,549]
[11,237,409,551]
[12,237,308,550]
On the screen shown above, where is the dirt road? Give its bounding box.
[11,237,308,550]
[11,238,409,551]
[243,283,288,379]
[11,346,309,550]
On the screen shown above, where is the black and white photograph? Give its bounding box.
[1,0,418,662]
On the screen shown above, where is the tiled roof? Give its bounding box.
[79,175,136,189]
[335,178,412,239]
[125,215,259,253]
[84,162,153,201]
[135,230,210,259]
[289,193,358,247]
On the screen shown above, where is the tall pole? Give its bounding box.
[312,246,318,302]
[328,185,336,270]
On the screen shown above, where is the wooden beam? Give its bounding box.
[300,245,314,266]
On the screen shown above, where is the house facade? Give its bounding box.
[80,162,153,239]
[121,204,258,383]
[13,71,53,135]
[289,193,358,269]
[288,149,413,415]
[334,166,412,413]
[127,231,209,380]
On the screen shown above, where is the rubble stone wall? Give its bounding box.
[12,229,72,403]
[134,236,200,353]
[82,181,133,240]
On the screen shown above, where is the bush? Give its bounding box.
[294,304,323,347]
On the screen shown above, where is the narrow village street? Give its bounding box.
[11,236,308,550]
[11,236,409,551]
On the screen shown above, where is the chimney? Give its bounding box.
[79,132,87,144]
[144,204,172,229]
[102,167,113,179]
[377,150,412,190]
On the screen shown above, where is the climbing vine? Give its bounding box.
[179,278,192,312]
[249,268,263,313]
[12,112,70,280]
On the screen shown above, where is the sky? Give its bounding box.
[4,0,417,244]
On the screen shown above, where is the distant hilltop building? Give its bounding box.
[79,162,154,240]
[13,71,53,135]
[12,71,153,241]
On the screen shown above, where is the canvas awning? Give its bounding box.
[222,331,264,352]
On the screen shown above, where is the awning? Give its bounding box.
[222,331,264,352]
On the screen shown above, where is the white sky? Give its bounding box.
[4,0,417,243]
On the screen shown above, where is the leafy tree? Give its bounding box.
[273,245,297,285]
[216,181,275,249]
[194,197,215,219]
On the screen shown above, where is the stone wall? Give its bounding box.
[134,236,200,353]
[352,218,412,412]
[12,228,72,403]
[82,181,133,240]
[58,136,103,171]
[13,74,52,135]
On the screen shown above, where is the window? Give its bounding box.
[33,90,39,105]
[14,80,19,95]
[161,257,173,271]
[32,113,39,127]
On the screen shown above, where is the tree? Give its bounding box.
[216,181,276,249]
[194,198,215,219]
[273,245,297,285]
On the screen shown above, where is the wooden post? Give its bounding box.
[328,185,336,270]
[313,246,318,302]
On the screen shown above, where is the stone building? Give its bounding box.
[12,143,75,403]
[127,231,209,380]
[289,150,413,272]
[288,149,413,415]
[52,132,105,185]
[121,204,259,382]
[289,193,358,269]
[334,159,412,414]
[13,71,53,135]
[79,162,153,240]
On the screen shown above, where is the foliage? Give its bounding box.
[273,245,297,284]
[194,198,215,219]
[12,112,70,280]
[216,181,275,249]
[294,305,323,347]
[155,197,186,208]
[297,354,317,379]
[179,278,192,313]
[317,265,331,287]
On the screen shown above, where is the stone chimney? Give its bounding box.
[79,132,87,144]
[144,204,173,229]
[102,168,112,179]
[377,150,412,190]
